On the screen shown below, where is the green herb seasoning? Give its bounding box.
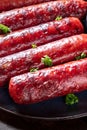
[75,52,86,60]
[65,94,78,105]
[31,43,37,48]
[75,55,81,60]
[81,52,86,59]
[41,55,53,67]
[0,24,11,34]
[55,16,62,21]
[30,68,38,72]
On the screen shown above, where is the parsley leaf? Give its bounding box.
[30,68,38,72]
[65,94,78,105]
[75,52,86,60]
[31,43,37,48]
[55,16,62,21]
[0,24,11,34]
[41,55,53,67]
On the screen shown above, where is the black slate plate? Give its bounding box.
[0,87,87,120]
[0,15,87,121]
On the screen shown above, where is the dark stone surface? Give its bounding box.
[0,109,87,130]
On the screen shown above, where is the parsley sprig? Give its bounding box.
[31,43,37,48]
[65,94,78,105]
[41,55,53,67]
[30,68,38,72]
[0,24,11,34]
[55,16,62,21]
[75,52,86,60]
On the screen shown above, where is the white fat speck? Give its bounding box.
[22,87,30,101]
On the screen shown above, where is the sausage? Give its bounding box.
[9,57,87,104]
[0,17,84,57]
[0,34,87,87]
[0,0,86,32]
[0,0,54,12]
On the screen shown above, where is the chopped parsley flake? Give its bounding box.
[65,94,78,105]
[41,55,53,67]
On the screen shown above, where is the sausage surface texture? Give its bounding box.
[0,34,87,87]
[0,0,53,12]
[9,58,87,104]
[0,17,84,57]
[0,0,86,31]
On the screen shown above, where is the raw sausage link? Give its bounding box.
[0,17,84,57]
[0,34,87,87]
[0,0,86,32]
[9,58,87,104]
[0,0,54,12]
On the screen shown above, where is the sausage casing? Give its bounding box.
[0,0,53,12]
[0,17,84,57]
[0,34,87,87]
[9,58,87,104]
[0,0,86,32]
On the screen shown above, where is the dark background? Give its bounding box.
[0,109,87,130]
